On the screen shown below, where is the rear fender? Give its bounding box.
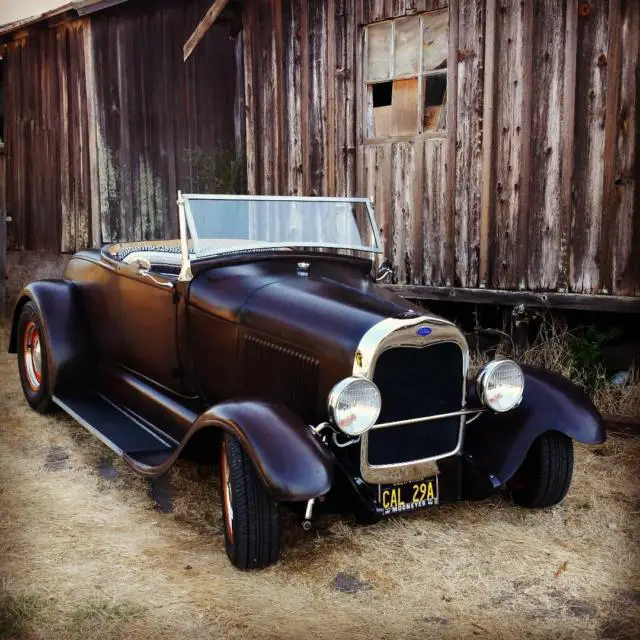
[9,281,86,393]
[126,399,335,502]
[464,366,605,487]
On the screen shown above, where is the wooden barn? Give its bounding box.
[0,0,638,315]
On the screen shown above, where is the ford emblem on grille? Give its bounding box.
[417,327,432,337]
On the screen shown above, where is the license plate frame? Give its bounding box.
[378,476,439,516]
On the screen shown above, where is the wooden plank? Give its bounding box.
[334,0,357,196]
[570,0,610,293]
[422,138,447,285]
[390,141,418,283]
[282,0,304,195]
[491,0,529,290]
[69,23,90,251]
[558,0,578,292]
[82,18,100,248]
[301,0,311,194]
[364,144,392,254]
[273,0,285,194]
[479,0,496,287]
[445,0,458,287]
[243,5,258,194]
[391,78,419,136]
[183,0,231,61]
[381,284,640,313]
[611,0,639,295]
[528,0,568,291]
[327,0,337,196]
[258,2,276,194]
[413,137,424,282]
[366,0,387,24]
[599,0,623,294]
[454,1,485,288]
[516,0,533,289]
[58,26,73,253]
[308,0,328,195]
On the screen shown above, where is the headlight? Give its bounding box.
[477,359,525,412]
[327,377,382,436]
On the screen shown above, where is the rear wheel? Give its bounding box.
[219,433,280,569]
[17,302,54,414]
[507,431,574,508]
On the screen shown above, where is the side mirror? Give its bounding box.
[375,259,393,283]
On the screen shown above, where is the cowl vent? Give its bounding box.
[243,334,319,420]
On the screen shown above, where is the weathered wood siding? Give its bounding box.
[244,0,639,297]
[92,0,242,243]
[2,0,243,254]
[4,19,92,252]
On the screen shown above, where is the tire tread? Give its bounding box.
[223,433,280,569]
[509,431,574,508]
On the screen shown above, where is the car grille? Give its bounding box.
[368,341,464,466]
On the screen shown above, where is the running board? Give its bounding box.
[53,391,178,470]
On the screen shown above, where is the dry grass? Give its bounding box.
[470,314,640,420]
[1,324,640,639]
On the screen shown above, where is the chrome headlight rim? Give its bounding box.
[327,376,382,436]
[477,359,525,413]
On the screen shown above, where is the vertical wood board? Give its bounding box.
[454,0,484,288]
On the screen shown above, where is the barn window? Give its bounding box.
[365,9,448,139]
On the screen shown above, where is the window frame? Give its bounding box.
[363,9,448,144]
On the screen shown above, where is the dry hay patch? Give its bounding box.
[0,327,639,639]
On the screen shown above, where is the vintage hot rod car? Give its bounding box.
[10,194,605,569]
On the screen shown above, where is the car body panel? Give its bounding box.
[465,366,605,487]
[9,279,86,394]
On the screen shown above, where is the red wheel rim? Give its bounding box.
[221,440,234,544]
[23,321,42,392]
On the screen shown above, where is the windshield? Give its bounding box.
[181,195,382,260]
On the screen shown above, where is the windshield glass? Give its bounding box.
[182,195,382,260]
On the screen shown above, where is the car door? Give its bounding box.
[117,268,184,394]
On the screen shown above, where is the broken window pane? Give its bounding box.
[423,9,448,72]
[424,72,447,131]
[372,82,393,107]
[394,16,420,77]
[367,21,392,82]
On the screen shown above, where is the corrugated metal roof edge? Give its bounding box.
[0,0,128,36]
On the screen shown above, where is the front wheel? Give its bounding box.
[219,433,280,569]
[507,431,574,508]
[17,302,54,414]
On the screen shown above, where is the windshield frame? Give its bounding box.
[177,193,382,281]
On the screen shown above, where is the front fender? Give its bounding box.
[9,280,86,393]
[464,366,605,487]
[126,399,335,502]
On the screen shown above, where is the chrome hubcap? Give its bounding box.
[23,321,42,392]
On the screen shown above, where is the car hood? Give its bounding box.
[189,256,423,358]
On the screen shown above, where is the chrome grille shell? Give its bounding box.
[353,316,469,484]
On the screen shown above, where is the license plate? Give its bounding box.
[378,477,439,516]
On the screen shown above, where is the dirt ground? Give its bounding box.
[1,325,639,640]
